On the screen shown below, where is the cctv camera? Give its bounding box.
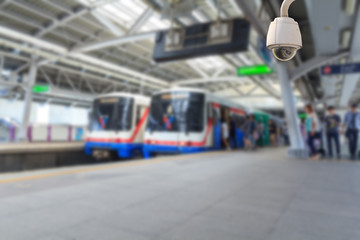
[266,0,302,62]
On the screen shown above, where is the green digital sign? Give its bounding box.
[237,65,273,76]
[32,85,50,93]
[299,113,307,119]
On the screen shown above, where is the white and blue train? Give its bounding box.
[143,88,249,158]
[85,93,150,159]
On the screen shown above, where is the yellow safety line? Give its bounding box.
[0,151,225,185]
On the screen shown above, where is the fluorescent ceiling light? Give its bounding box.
[344,0,357,15]
[341,29,352,49]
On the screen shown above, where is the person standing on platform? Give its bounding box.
[229,117,237,149]
[257,120,265,146]
[244,115,257,150]
[236,122,245,148]
[305,104,322,160]
[283,123,290,146]
[269,119,278,146]
[342,104,360,160]
[300,118,307,147]
[325,106,341,159]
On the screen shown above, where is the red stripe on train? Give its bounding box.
[230,108,247,116]
[86,107,149,143]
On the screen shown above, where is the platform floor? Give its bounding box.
[1,148,360,240]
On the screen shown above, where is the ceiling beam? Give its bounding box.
[72,31,157,53]
[91,9,123,36]
[230,82,245,96]
[0,0,176,85]
[0,25,168,88]
[127,8,154,34]
[61,72,80,92]
[185,62,210,78]
[289,52,350,82]
[246,85,259,96]
[0,48,154,94]
[173,76,248,86]
[212,66,228,77]
[233,0,267,38]
[35,8,88,37]
[38,68,55,86]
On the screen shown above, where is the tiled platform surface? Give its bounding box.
[0,148,360,240]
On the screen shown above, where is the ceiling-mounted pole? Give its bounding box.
[280,0,295,17]
[19,58,38,142]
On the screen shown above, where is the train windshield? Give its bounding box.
[90,97,133,131]
[147,92,205,132]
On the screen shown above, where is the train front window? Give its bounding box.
[91,97,133,131]
[147,92,205,132]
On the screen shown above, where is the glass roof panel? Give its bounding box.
[139,14,171,32]
[79,0,147,29]
[189,56,227,71]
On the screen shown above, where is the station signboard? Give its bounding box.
[321,62,360,76]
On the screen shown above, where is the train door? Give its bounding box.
[220,107,230,149]
[212,103,221,149]
[176,94,205,151]
[232,112,247,148]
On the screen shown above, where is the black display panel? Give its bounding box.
[152,18,250,63]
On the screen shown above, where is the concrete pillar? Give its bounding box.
[19,59,38,141]
[276,62,308,159]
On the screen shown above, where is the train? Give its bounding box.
[143,88,249,158]
[85,89,284,159]
[85,93,150,159]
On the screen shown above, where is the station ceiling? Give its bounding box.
[0,0,358,110]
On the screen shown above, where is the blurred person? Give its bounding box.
[242,115,251,150]
[305,104,322,160]
[300,118,307,147]
[342,104,360,160]
[221,117,231,150]
[268,119,278,146]
[257,119,265,146]
[283,123,290,146]
[244,115,257,150]
[236,122,245,148]
[229,116,237,149]
[325,106,341,159]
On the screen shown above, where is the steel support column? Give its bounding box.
[340,4,360,107]
[277,63,308,159]
[19,59,38,141]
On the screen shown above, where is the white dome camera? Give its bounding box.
[266,0,302,61]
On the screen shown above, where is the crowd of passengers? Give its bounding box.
[220,115,289,151]
[303,103,360,161]
[218,102,360,161]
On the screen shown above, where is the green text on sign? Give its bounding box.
[237,65,273,76]
[32,85,50,93]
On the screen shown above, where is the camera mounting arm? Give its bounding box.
[280,0,296,17]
